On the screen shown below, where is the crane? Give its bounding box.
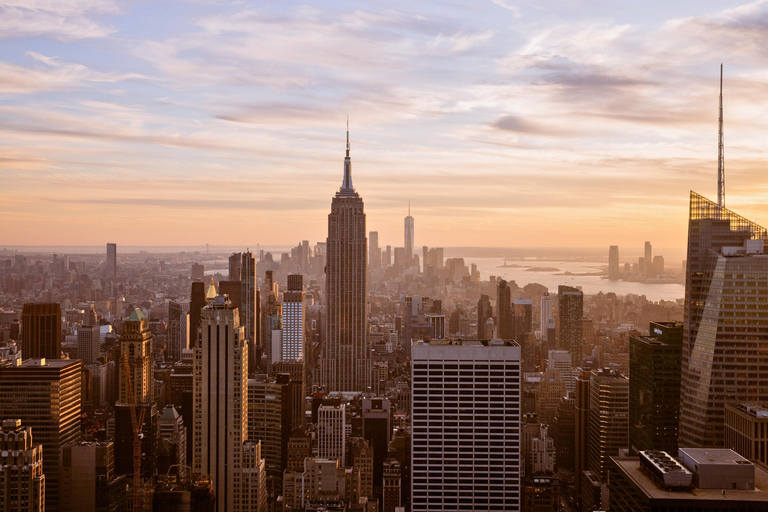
[122,354,146,512]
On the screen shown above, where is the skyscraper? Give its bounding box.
[629,321,682,455]
[21,302,61,360]
[404,204,414,268]
[189,280,206,349]
[477,294,493,339]
[193,294,261,512]
[644,241,653,277]
[608,245,619,280]
[679,192,768,448]
[411,339,521,511]
[321,125,369,392]
[0,358,82,512]
[281,275,305,362]
[558,285,583,363]
[369,231,380,270]
[77,325,101,366]
[540,293,553,344]
[0,419,45,512]
[496,280,513,340]
[106,243,117,277]
[119,308,153,404]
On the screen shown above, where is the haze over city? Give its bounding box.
[3,0,768,247]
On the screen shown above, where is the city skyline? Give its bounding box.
[3,1,768,248]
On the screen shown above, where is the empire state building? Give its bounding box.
[321,125,370,392]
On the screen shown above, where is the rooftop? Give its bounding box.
[612,457,768,502]
[127,308,146,321]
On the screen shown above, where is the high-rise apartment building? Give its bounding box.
[369,231,380,270]
[281,275,305,362]
[193,295,261,512]
[629,321,682,455]
[119,308,153,404]
[317,404,346,462]
[608,245,619,280]
[679,192,768,448]
[22,302,61,360]
[77,325,100,366]
[558,285,583,363]
[404,207,414,268]
[321,127,369,392]
[496,280,513,340]
[0,358,82,512]
[106,243,117,277]
[0,419,44,512]
[411,339,521,511]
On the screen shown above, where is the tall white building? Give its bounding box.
[317,404,346,463]
[77,325,100,366]
[193,294,265,512]
[281,275,305,362]
[540,294,553,342]
[411,339,521,511]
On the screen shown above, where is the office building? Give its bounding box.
[404,206,414,268]
[514,299,533,339]
[558,286,583,363]
[477,294,493,339]
[609,449,768,511]
[166,301,189,362]
[321,126,369,392]
[629,321,682,455]
[0,358,82,511]
[239,251,258,349]
[191,262,204,281]
[240,441,267,512]
[106,243,116,277]
[189,280,206,349]
[411,339,521,511]
[119,308,153,404]
[585,367,628,510]
[0,419,44,512]
[369,231,380,270]
[157,404,187,477]
[286,428,311,472]
[114,402,157,478]
[193,295,253,512]
[22,302,61,360]
[281,275,305,362]
[318,403,346,463]
[60,441,127,512]
[540,294,553,344]
[574,370,590,508]
[77,325,100,366]
[496,280,513,340]
[536,368,568,425]
[608,246,619,280]
[644,241,653,277]
[724,404,768,467]
[282,458,361,510]
[363,398,390,498]
[351,438,374,498]
[548,350,573,393]
[382,459,401,512]
[248,377,283,484]
[680,192,768,447]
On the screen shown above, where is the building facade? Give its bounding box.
[21,303,61,360]
[557,286,583,363]
[0,419,44,512]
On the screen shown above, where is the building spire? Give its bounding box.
[339,118,355,194]
[718,63,725,207]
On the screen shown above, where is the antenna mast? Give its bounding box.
[718,64,725,207]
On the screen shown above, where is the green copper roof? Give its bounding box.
[128,308,146,321]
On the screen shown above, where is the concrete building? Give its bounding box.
[0,358,82,512]
[725,404,768,467]
[318,404,346,463]
[0,419,44,512]
[77,325,101,366]
[547,350,573,393]
[193,294,260,512]
[382,459,401,512]
[411,339,521,511]
[609,449,768,511]
[60,441,127,512]
[21,303,61,360]
[320,127,369,392]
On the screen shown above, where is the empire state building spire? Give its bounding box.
[339,118,356,196]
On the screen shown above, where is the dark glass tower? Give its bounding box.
[679,191,768,447]
[629,321,683,454]
[558,285,583,363]
[321,125,369,392]
[496,280,513,340]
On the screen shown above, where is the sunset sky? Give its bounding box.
[2,0,768,249]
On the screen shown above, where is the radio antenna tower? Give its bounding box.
[718,64,725,207]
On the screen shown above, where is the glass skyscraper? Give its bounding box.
[679,191,768,447]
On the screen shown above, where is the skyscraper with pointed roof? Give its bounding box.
[320,124,369,392]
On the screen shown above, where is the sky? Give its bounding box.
[2,0,768,250]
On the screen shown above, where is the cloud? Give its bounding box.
[0,3,115,41]
[491,0,521,17]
